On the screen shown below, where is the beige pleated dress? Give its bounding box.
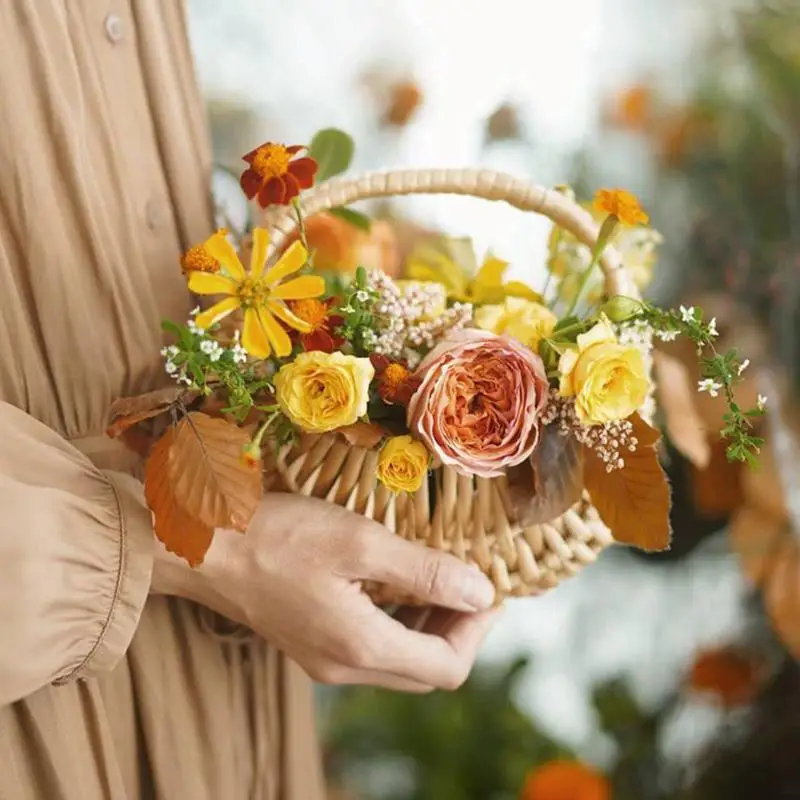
[0,2,324,798]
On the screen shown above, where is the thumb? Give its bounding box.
[356,531,496,612]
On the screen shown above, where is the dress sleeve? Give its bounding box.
[0,403,154,705]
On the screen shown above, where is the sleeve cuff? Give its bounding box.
[58,471,155,682]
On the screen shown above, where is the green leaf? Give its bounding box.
[554,315,580,333]
[538,339,560,373]
[307,128,355,182]
[161,319,183,338]
[329,206,372,232]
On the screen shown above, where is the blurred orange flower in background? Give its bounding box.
[688,647,762,708]
[606,83,652,132]
[656,109,717,169]
[521,760,610,800]
[382,78,424,127]
[285,213,402,277]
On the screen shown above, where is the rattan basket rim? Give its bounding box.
[261,167,637,299]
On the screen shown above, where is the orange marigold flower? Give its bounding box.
[180,240,221,275]
[521,760,610,800]
[688,647,762,708]
[240,142,318,208]
[593,188,649,226]
[288,298,346,354]
[371,354,421,406]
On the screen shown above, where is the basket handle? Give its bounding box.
[262,168,636,298]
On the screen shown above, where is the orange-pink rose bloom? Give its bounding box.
[407,329,549,478]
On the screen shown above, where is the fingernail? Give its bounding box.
[462,572,496,611]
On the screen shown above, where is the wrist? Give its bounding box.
[151,528,249,626]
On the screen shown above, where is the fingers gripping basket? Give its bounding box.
[261,169,650,604]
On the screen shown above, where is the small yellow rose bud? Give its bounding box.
[600,295,644,323]
[376,436,429,494]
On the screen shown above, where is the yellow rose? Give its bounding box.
[474,297,558,349]
[275,351,375,433]
[376,436,429,493]
[558,315,649,424]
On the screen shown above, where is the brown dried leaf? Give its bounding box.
[119,428,159,460]
[741,438,789,523]
[507,424,583,526]
[144,428,215,567]
[583,412,672,551]
[689,436,745,518]
[167,412,262,532]
[653,350,711,468]
[107,386,197,438]
[729,505,786,588]
[337,422,386,449]
[764,538,800,659]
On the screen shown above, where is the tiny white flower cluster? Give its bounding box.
[230,329,248,364]
[161,343,194,386]
[160,314,248,386]
[697,378,722,398]
[617,318,652,347]
[367,271,473,366]
[541,395,638,473]
[653,328,678,342]
[678,305,718,340]
[617,318,657,423]
[200,339,224,362]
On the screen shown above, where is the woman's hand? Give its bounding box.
[152,493,500,693]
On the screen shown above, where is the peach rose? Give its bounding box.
[407,329,549,478]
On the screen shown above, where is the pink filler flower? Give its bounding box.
[407,329,549,478]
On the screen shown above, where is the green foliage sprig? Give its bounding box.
[634,302,766,465]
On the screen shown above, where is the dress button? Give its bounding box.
[104,13,123,44]
[145,200,164,231]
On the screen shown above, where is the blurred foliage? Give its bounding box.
[324,660,695,799]
[324,657,571,800]
[676,656,800,800]
[660,4,800,389]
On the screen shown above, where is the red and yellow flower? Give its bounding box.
[240,142,318,208]
[287,298,346,354]
[370,354,421,406]
[185,228,324,359]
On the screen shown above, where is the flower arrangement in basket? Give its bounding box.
[107,130,765,602]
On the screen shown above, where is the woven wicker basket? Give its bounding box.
[260,168,649,603]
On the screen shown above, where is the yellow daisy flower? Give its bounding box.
[185,228,324,359]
